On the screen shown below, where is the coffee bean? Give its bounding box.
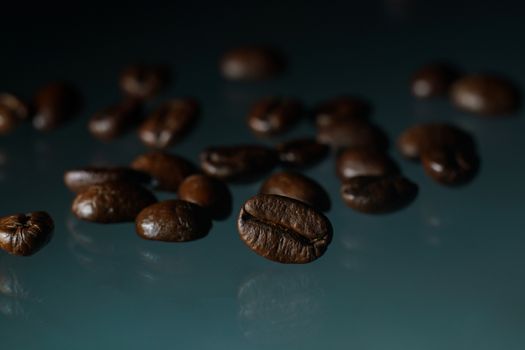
[138,98,199,149]
[237,194,333,264]
[89,99,143,141]
[341,175,418,214]
[200,145,278,183]
[64,166,152,193]
[72,182,157,223]
[317,120,388,150]
[276,138,329,168]
[178,174,232,220]
[33,82,82,131]
[220,46,285,81]
[247,97,303,137]
[0,105,17,135]
[0,93,30,120]
[312,96,371,127]
[131,151,196,191]
[421,147,479,186]
[120,63,170,100]
[451,74,520,115]
[0,211,54,256]
[336,148,399,181]
[260,171,331,212]
[411,62,461,98]
[135,200,212,242]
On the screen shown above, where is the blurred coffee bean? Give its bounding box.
[421,147,479,186]
[220,46,285,81]
[120,63,170,100]
[33,82,82,131]
[312,95,371,127]
[64,166,151,193]
[247,97,303,137]
[0,105,18,135]
[411,62,461,98]
[89,99,143,141]
[317,120,388,150]
[276,138,329,168]
[0,93,30,133]
[178,174,232,220]
[336,148,399,181]
[0,212,54,256]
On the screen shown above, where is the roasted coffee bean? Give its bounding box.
[276,138,329,168]
[33,82,82,131]
[200,145,278,183]
[135,200,212,242]
[397,123,475,160]
[237,194,333,264]
[411,62,461,98]
[451,74,520,115]
[72,182,157,223]
[131,151,196,191]
[341,175,418,214]
[317,120,388,150]
[0,93,29,120]
[421,147,479,186]
[119,63,170,100]
[312,95,371,127]
[336,148,399,181]
[220,46,285,81]
[138,98,199,149]
[0,212,54,256]
[178,174,232,220]
[89,99,143,141]
[247,97,303,137]
[64,166,151,193]
[0,105,17,135]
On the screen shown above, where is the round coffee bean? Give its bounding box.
[276,138,329,168]
[72,182,157,223]
[33,82,82,131]
[410,62,461,98]
[421,147,479,186]
[119,63,170,100]
[138,98,199,149]
[451,74,520,115]
[0,212,54,256]
[0,105,18,135]
[64,166,151,193]
[312,95,371,127]
[178,174,232,220]
[220,46,285,81]
[131,151,196,191]
[89,99,143,141]
[317,120,388,150]
[341,175,418,214]
[247,97,303,137]
[336,148,399,181]
[238,194,332,264]
[0,93,30,120]
[135,200,212,242]
[259,171,330,212]
[200,145,278,183]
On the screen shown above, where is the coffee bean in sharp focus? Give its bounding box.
[120,63,170,100]
[421,147,480,186]
[247,97,303,137]
[317,120,389,151]
[136,200,212,242]
[200,145,278,183]
[131,151,197,191]
[341,175,418,214]
[178,174,232,220]
[0,211,54,256]
[312,95,372,127]
[237,194,333,264]
[72,182,157,223]
[259,171,331,212]
[220,46,285,81]
[276,138,329,168]
[33,82,82,131]
[410,62,461,98]
[89,99,143,141]
[64,166,152,193]
[336,148,399,181]
[138,98,199,149]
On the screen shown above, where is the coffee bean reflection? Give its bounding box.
[0,263,31,319]
[136,248,191,285]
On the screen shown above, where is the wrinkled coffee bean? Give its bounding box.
[341,175,418,214]
[131,151,196,191]
[421,147,479,186]
[200,145,278,183]
[89,99,143,141]
[33,82,82,131]
[259,171,331,212]
[220,46,285,81]
[247,97,303,137]
[237,194,333,264]
[178,174,232,220]
[451,74,520,115]
[0,93,30,133]
[411,62,461,98]
[138,98,199,149]
[317,120,388,150]
[276,138,329,168]
[336,148,399,181]
[312,95,371,127]
[136,200,212,242]
[72,182,157,223]
[120,63,170,100]
[64,166,151,193]
[0,212,54,256]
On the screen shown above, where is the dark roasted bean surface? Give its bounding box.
[317,120,388,150]
[178,174,232,220]
[247,97,303,136]
[336,148,399,181]
[0,212,54,256]
[220,46,285,81]
[33,82,82,131]
[312,95,371,127]
[64,166,151,193]
[421,147,480,186]
[89,99,143,140]
[410,62,461,98]
[119,63,170,100]
[276,138,329,168]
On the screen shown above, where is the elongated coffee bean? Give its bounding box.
[64,166,151,193]
[72,182,157,223]
[276,138,329,168]
[89,99,143,140]
[336,148,399,181]
[136,200,212,242]
[220,46,284,81]
[410,62,461,98]
[120,63,170,100]
[0,93,29,134]
[238,194,333,264]
[0,212,54,256]
[33,82,82,131]
[247,97,303,137]
[178,174,232,220]
[312,95,371,127]
[317,120,388,150]
[421,147,479,186]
